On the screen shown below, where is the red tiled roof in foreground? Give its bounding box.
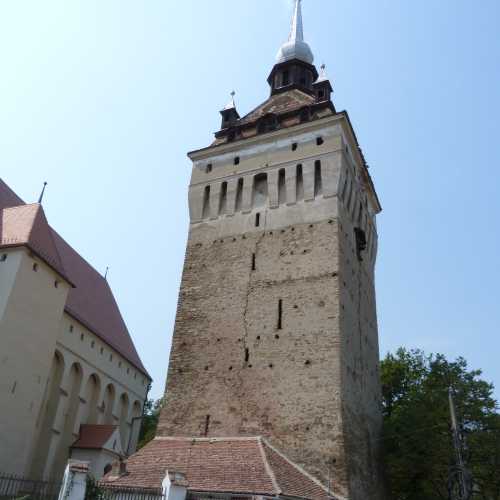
[0,178,149,377]
[72,425,117,450]
[101,437,331,500]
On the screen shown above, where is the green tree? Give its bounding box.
[137,398,163,449]
[381,348,500,500]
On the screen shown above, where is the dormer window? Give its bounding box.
[282,70,290,86]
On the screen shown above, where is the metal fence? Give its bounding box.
[0,473,61,500]
[87,484,165,500]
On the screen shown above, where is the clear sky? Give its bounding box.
[1,0,499,401]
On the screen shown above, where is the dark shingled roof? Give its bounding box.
[0,178,149,377]
[72,425,118,450]
[101,437,331,500]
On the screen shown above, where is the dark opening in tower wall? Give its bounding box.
[251,253,256,271]
[278,299,283,330]
[296,164,304,201]
[202,185,210,219]
[314,160,323,196]
[235,178,244,212]
[204,415,210,436]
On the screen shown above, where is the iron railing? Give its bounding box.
[0,473,61,500]
[88,484,165,500]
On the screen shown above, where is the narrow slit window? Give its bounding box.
[278,299,283,330]
[204,415,210,436]
[235,178,244,212]
[278,168,286,205]
[296,164,304,201]
[202,185,211,219]
[219,181,228,215]
[255,213,261,227]
[251,253,256,271]
[314,160,323,196]
[245,348,250,363]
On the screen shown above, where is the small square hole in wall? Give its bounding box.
[32,263,38,272]
[292,143,298,151]
[234,156,240,165]
[316,137,324,146]
[54,281,59,288]
[205,163,213,173]
[69,325,74,333]
[80,334,84,341]
[0,254,7,262]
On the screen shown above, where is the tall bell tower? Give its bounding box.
[158,2,384,498]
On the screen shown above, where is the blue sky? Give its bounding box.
[1,0,499,400]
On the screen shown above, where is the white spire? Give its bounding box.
[276,0,314,65]
[223,90,236,111]
[289,0,304,43]
[315,63,328,83]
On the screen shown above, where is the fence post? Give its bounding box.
[58,460,89,500]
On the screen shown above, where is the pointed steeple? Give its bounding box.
[276,0,314,65]
[289,0,304,43]
[219,91,240,130]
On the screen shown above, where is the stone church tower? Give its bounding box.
[158,2,383,498]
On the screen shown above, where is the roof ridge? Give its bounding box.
[257,437,281,496]
[30,205,67,277]
[153,436,262,442]
[261,437,333,497]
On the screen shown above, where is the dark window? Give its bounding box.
[292,143,298,151]
[205,163,212,173]
[318,89,325,100]
[245,348,250,363]
[282,70,290,86]
[103,464,112,476]
[354,228,367,261]
[255,213,261,227]
[300,109,310,123]
[202,185,210,219]
[235,178,244,211]
[32,263,38,272]
[234,156,240,165]
[0,254,6,262]
[54,281,59,288]
[314,160,323,196]
[278,299,283,330]
[204,415,211,436]
[316,137,324,146]
[227,131,236,142]
[252,253,256,271]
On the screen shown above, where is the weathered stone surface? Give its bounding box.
[159,115,384,500]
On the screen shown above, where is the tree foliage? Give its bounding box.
[381,348,500,500]
[137,398,163,449]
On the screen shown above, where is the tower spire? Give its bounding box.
[276,0,313,65]
[289,0,304,43]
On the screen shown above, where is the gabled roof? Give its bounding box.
[0,178,149,377]
[72,425,123,455]
[238,88,317,126]
[101,436,332,500]
[0,203,71,284]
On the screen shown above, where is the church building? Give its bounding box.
[104,1,384,499]
[0,179,151,481]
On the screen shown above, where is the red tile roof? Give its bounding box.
[101,437,331,500]
[0,178,149,377]
[72,425,118,450]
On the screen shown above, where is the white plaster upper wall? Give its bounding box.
[0,248,71,475]
[0,249,21,320]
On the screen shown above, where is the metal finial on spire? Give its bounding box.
[104,266,110,280]
[289,0,304,43]
[276,0,314,64]
[224,90,236,110]
[315,63,328,83]
[38,182,48,204]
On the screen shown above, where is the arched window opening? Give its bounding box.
[278,169,287,205]
[235,178,244,212]
[219,182,228,215]
[296,164,304,202]
[253,173,268,208]
[202,185,210,219]
[314,160,323,197]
